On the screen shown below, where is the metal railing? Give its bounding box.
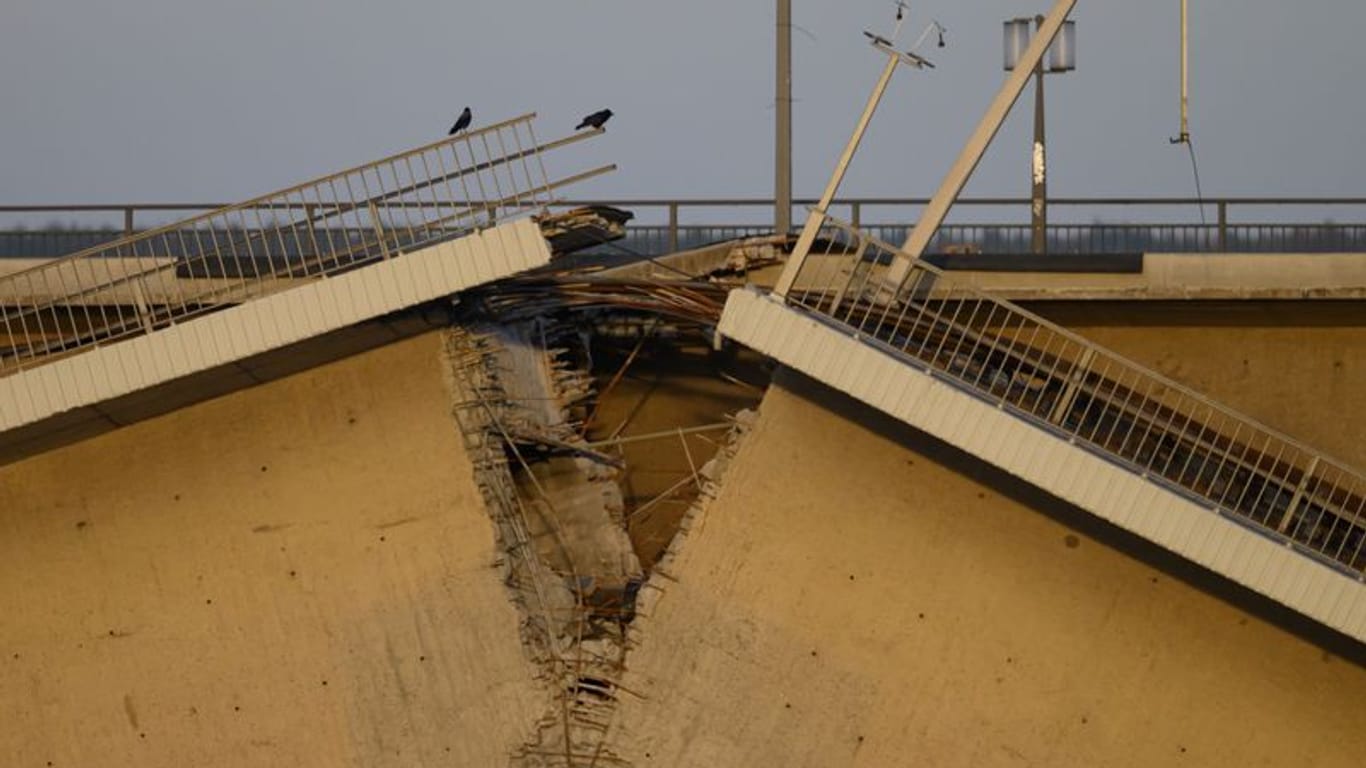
[0,113,610,374]
[781,212,1366,577]
[7,197,1366,258]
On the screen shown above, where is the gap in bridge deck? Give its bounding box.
[582,330,769,568]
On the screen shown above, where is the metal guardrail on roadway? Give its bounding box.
[780,212,1366,577]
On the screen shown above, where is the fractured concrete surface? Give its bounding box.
[609,371,1366,767]
[0,332,543,766]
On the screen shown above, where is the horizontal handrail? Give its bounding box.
[9,195,1366,259]
[780,211,1366,576]
[9,196,1366,213]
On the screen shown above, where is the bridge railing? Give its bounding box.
[779,211,1366,577]
[0,114,610,374]
[6,197,1366,258]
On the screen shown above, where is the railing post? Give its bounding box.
[368,202,391,260]
[668,203,679,253]
[1217,200,1228,251]
[1278,456,1320,535]
[123,207,135,238]
[1049,347,1095,428]
[851,201,862,229]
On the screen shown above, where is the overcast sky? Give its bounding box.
[2,1,1364,213]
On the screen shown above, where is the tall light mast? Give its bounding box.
[1177,0,1190,144]
[775,0,793,237]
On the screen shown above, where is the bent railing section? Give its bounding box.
[781,213,1366,578]
[0,113,608,375]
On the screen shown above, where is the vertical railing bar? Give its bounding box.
[310,186,340,273]
[1154,393,1196,480]
[524,120,556,206]
[372,164,405,254]
[1178,403,1215,486]
[1071,356,1114,443]
[413,152,443,242]
[1117,377,1160,468]
[490,126,520,212]
[965,303,1001,390]
[506,123,536,210]
[280,192,309,277]
[1207,419,1244,509]
[1290,466,1330,545]
[945,298,988,384]
[400,155,431,248]
[353,169,382,261]
[262,201,290,281]
[1245,440,1289,527]
[390,160,421,250]
[247,205,276,286]
[476,132,506,221]
[994,312,1034,409]
[335,176,364,267]
[1227,431,1271,520]
[459,139,492,225]
[925,290,971,372]
[432,145,468,235]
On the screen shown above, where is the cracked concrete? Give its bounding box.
[444,323,639,767]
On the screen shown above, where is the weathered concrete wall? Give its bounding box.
[0,332,542,767]
[612,373,1366,767]
[1030,301,1366,469]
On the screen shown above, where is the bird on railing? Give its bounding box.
[576,109,613,130]
[448,106,472,135]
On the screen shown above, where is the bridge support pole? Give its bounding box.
[775,0,793,239]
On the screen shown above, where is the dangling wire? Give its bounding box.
[1182,137,1207,226]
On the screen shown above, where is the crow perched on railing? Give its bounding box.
[448,106,472,135]
[576,109,613,130]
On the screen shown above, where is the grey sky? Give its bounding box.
[2,1,1364,212]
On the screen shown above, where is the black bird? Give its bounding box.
[448,106,472,135]
[576,109,613,130]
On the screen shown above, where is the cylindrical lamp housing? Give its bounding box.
[1003,19,1033,71]
[1048,21,1077,72]
[1005,18,1077,72]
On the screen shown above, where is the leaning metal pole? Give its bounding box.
[883,0,1077,293]
[774,38,928,299]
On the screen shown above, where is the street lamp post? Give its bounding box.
[1005,17,1076,255]
[776,0,792,238]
